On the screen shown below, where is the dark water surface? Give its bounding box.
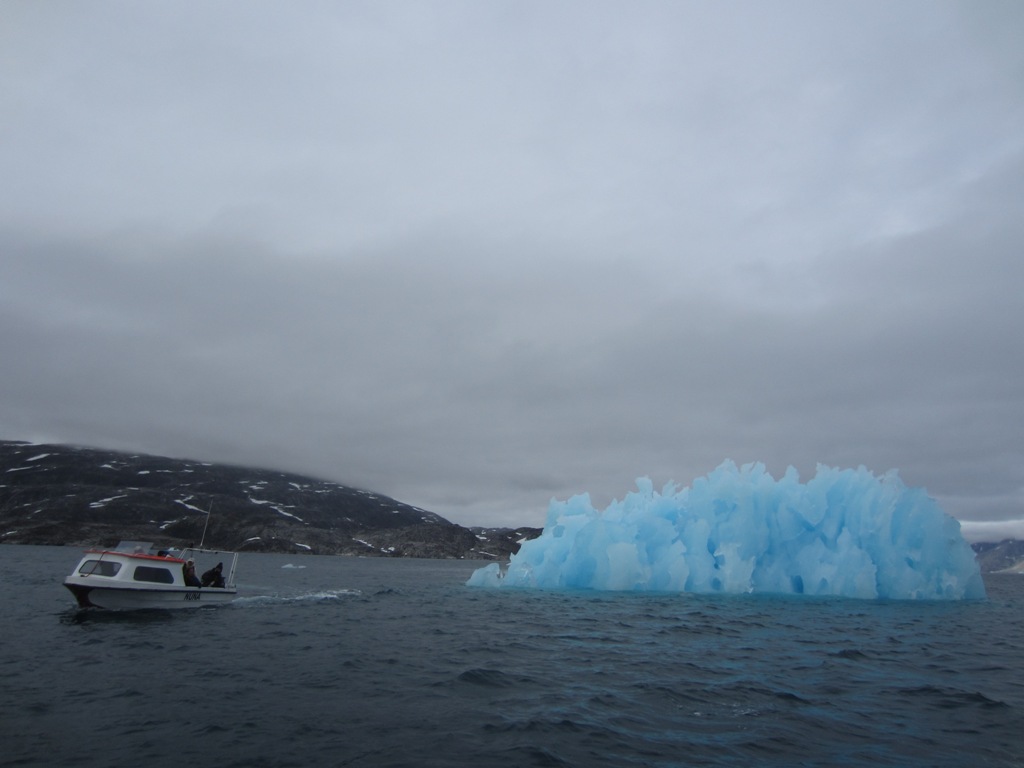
[2,546,1022,767]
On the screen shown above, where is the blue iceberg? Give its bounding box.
[468,461,985,600]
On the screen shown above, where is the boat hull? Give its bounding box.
[65,581,237,610]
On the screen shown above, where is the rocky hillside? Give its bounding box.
[971,539,1024,574]
[0,440,539,559]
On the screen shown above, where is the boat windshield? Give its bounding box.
[112,541,155,554]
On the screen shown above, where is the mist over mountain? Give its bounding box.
[0,440,538,559]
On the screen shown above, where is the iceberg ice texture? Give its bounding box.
[468,462,985,600]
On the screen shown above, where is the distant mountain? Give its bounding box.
[971,539,1024,574]
[0,440,539,559]
[6,440,1016,572]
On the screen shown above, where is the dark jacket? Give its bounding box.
[201,563,225,588]
[183,562,202,587]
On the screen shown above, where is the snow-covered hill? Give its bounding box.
[0,440,538,559]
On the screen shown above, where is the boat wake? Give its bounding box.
[232,588,361,607]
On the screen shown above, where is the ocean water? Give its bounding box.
[1,546,1022,767]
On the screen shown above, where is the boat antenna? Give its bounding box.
[199,501,213,548]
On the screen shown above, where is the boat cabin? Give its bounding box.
[65,541,239,610]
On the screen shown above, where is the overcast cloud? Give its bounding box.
[2,1,1022,539]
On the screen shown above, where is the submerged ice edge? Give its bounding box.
[468,461,985,600]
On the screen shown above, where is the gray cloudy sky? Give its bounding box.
[3,1,1023,540]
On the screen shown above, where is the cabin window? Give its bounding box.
[133,566,175,584]
[79,560,121,577]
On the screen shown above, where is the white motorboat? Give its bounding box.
[63,540,238,610]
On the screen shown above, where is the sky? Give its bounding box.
[2,1,1023,540]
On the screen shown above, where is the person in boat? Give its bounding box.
[183,559,202,587]
[201,562,225,588]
